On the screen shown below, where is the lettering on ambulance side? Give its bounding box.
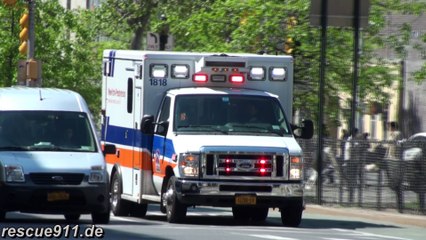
[149,78,167,86]
[106,88,126,104]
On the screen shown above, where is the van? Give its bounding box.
[0,87,115,224]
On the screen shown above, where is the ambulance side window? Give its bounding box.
[155,96,171,135]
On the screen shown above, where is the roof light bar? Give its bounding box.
[192,73,208,82]
[229,74,245,83]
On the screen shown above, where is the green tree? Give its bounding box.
[2,0,425,129]
[151,0,426,127]
[0,1,124,118]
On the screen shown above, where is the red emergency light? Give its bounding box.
[229,74,245,83]
[258,158,268,176]
[192,73,208,82]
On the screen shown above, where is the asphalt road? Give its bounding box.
[0,205,424,240]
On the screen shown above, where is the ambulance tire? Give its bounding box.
[160,178,168,213]
[166,176,187,223]
[111,173,130,216]
[280,206,303,227]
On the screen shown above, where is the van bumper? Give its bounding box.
[0,183,109,214]
[174,179,304,208]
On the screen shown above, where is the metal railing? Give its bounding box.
[299,138,426,215]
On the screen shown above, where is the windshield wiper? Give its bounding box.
[228,124,269,131]
[177,125,228,134]
[0,146,29,151]
[29,145,84,151]
[227,124,284,136]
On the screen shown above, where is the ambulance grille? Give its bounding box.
[30,173,85,185]
[204,153,285,178]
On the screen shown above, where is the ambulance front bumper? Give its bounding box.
[174,179,304,207]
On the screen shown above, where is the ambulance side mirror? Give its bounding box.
[141,115,155,134]
[292,119,314,139]
[156,121,169,136]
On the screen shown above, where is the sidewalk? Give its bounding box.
[305,204,426,228]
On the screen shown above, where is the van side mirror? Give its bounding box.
[103,144,116,156]
[293,119,314,139]
[141,115,154,134]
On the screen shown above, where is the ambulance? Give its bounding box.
[101,50,313,226]
[0,87,116,224]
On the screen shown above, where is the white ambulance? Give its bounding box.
[0,87,115,224]
[101,50,313,226]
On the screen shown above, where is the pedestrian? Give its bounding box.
[384,121,404,211]
[385,122,403,159]
[344,128,363,203]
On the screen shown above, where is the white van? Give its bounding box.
[0,87,115,224]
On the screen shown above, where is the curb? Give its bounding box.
[305,204,426,228]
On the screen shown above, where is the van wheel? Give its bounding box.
[165,176,187,223]
[111,173,130,216]
[92,211,110,224]
[64,214,80,222]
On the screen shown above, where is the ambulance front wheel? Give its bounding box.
[111,172,130,216]
[165,176,187,223]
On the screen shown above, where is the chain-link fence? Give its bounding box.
[299,138,426,215]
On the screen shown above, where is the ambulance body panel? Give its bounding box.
[101,50,312,226]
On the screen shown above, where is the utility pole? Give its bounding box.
[27,0,35,59]
[17,0,41,87]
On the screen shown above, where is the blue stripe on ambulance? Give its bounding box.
[103,124,175,159]
[152,135,176,160]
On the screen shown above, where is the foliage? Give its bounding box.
[1,0,425,129]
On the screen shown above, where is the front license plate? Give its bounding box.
[235,195,256,205]
[47,191,70,202]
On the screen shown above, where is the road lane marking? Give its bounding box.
[247,234,297,240]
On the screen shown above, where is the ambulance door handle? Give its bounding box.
[125,130,128,139]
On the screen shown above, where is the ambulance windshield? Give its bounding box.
[174,95,291,136]
[0,111,97,152]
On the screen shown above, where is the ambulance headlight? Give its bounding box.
[179,153,200,178]
[172,64,189,79]
[249,67,265,80]
[89,165,105,183]
[270,67,286,81]
[5,165,25,183]
[289,156,303,180]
